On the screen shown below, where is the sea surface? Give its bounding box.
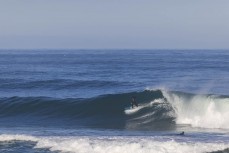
[0,49,229,153]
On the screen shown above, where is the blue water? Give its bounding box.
[0,50,229,153]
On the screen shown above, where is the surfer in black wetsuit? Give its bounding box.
[131,96,138,108]
[179,131,184,136]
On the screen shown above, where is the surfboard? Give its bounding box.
[124,105,143,115]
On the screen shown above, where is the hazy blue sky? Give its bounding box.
[1,0,229,49]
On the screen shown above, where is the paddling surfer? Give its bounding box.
[131,96,138,108]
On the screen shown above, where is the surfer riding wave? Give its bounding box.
[131,96,138,108]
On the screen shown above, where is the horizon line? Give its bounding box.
[0,48,229,51]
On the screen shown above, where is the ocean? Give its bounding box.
[0,49,229,153]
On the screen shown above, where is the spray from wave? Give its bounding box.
[163,90,229,129]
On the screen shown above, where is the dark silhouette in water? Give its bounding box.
[131,96,138,108]
[179,131,185,136]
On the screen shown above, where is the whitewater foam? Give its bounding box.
[162,90,229,129]
[0,134,228,153]
[0,134,38,142]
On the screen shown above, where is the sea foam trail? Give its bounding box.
[0,134,228,153]
[162,90,229,129]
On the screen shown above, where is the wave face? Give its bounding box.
[0,89,229,130]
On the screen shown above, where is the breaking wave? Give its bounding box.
[0,89,228,130]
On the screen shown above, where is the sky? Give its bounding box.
[0,0,229,49]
